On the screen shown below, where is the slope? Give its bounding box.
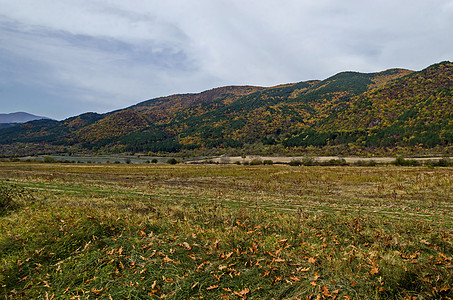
[315,61,453,148]
[117,68,411,151]
[1,62,451,157]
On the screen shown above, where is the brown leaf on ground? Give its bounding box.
[232,288,250,298]
[206,284,219,290]
[163,255,175,264]
[321,285,331,297]
[181,242,192,250]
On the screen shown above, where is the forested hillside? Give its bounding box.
[0,62,452,157]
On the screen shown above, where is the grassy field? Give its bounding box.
[0,162,452,299]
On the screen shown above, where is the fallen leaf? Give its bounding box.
[91,288,105,295]
[272,276,282,285]
[182,242,192,250]
[321,285,330,297]
[207,284,219,290]
[213,273,224,281]
[313,272,320,281]
[249,243,258,254]
[223,252,233,260]
[160,291,175,298]
[163,255,174,264]
[233,288,250,297]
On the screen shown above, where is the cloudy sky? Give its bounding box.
[1,0,452,120]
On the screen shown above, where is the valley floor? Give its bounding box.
[0,162,452,299]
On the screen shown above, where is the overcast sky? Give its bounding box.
[1,0,452,120]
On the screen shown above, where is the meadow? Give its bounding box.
[0,162,452,299]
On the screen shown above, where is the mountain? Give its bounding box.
[0,62,451,157]
[0,112,50,124]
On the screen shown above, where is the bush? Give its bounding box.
[320,159,349,166]
[289,160,302,166]
[151,159,158,164]
[263,160,274,165]
[430,157,453,167]
[167,158,178,165]
[301,157,315,166]
[289,157,316,166]
[354,160,377,167]
[43,156,57,163]
[250,159,263,165]
[393,157,420,166]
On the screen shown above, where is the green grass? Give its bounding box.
[0,162,452,299]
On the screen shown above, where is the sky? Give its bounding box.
[1,0,452,120]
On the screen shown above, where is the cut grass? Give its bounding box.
[0,162,452,299]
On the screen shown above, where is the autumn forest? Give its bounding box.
[0,61,452,157]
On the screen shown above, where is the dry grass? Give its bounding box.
[0,162,452,299]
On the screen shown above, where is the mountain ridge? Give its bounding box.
[0,112,50,124]
[0,62,451,157]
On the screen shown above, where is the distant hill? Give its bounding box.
[0,112,50,124]
[0,62,452,157]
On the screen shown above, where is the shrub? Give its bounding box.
[289,160,302,166]
[151,159,158,164]
[393,157,420,166]
[301,157,315,166]
[250,159,263,165]
[431,157,453,167]
[167,158,178,165]
[320,159,349,166]
[263,160,274,165]
[354,160,377,167]
[43,156,57,163]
